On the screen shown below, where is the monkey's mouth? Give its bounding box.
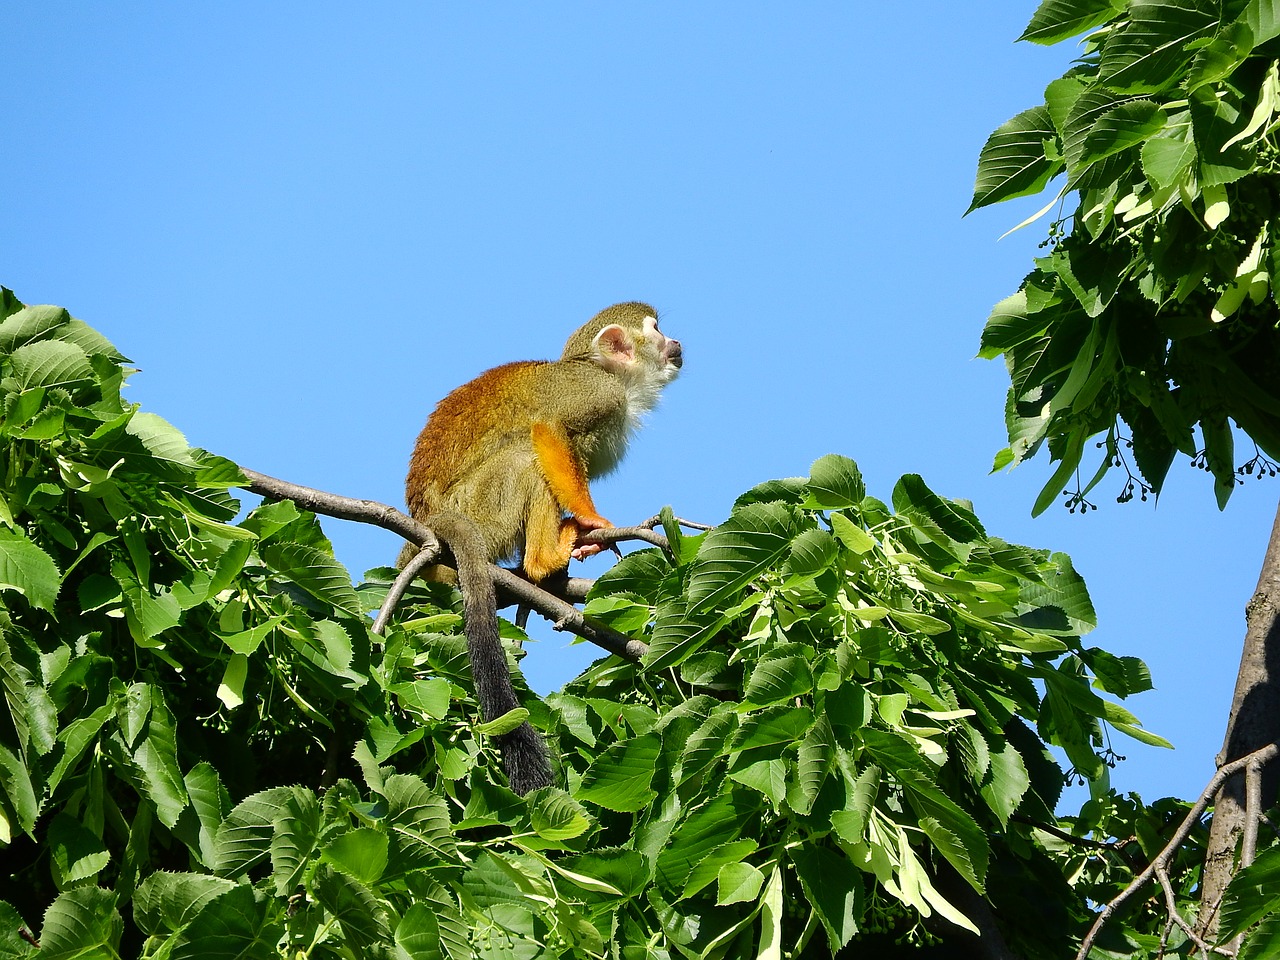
[665,340,683,368]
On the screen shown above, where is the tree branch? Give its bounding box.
[239,468,647,660]
[1010,814,1130,852]
[1075,740,1280,960]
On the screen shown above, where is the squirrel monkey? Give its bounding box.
[401,302,682,793]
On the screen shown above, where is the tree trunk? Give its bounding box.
[1197,498,1280,941]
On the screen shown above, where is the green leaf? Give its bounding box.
[57,318,127,363]
[829,511,875,554]
[588,548,674,604]
[743,654,814,708]
[642,595,726,671]
[323,827,389,884]
[1020,0,1122,44]
[686,502,797,613]
[831,764,881,845]
[898,771,989,890]
[1098,1,1220,94]
[167,883,282,960]
[654,790,759,893]
[213,786,296,877]
[384,774,458,864]
[1243,0,1280,45]
[806,454,866,509]
[791,844,862,952]
[0,529,61,611]
[1109,720,1174,748]
[132,871,237,937]
[1031,434,1086,517]
[968,105,1062,213]
[270,789,320,895]
[8,340,94,393]
[36,886,123,960]
[1220,845,1280,939]
[1081,99,1166,169]
[561,848,650,899]
[114,562,182,643]
[0,303,71,353]
[980,740,1032,827]
[111,682,189,828]
[575,732,660,812]
[892,474,985,560]
[716,861,766,905]
[980,291,1047,358]
[0,741,39,834]
[783,528,838,581]
[1140,114,1197,188]
[392,677,452,720]
[529,789,591,841]
[730,705,811,754]
[182,762,229,869]
[395,903,446,960]
[1086,650,1154,696]
[260,541,362,616]
[475,707,529,737]
[123,411,198,469]
[728,758,789,805]
[1241,915,1280,960]
[680,838,759,898]
[1017,551,1097,634]
[48,813,111,887]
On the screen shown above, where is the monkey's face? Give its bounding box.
[640,314,683,380]
[591,314,682,386]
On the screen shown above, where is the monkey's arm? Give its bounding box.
[530,420,609,525]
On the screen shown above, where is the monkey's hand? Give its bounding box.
[569,513,613,561]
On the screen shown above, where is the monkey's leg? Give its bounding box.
[524,483,577,582]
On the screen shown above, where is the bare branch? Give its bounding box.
[1155,865,1230,958]
[238,468,647,660]
[491,567,648,661]
[576,524,671,555]
[1075,740,1280,960]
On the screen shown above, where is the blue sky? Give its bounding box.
[3,3,1275,807]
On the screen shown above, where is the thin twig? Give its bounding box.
[1228,758,1267,956]
[372,546,440,635]
[640,513,715,531]
[1156,864,1227,958]
[1011,814,1130,851]
[239,468,647,661]
[1243,759,1262,869]
[1074,741,1280,960]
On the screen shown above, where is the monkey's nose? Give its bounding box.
[666,339,683,367]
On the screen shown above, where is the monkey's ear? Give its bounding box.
[592,324,636,370]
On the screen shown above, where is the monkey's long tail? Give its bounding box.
[425,513,554,796]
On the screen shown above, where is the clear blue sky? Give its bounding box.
[3,3,1275,807]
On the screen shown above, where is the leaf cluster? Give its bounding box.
[971,0,1280,511]
[0,293,1176,958]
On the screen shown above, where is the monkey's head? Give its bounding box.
[562,302,683,402]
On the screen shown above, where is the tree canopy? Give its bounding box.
[1,294,1174,957]
[971,0,1280,513]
